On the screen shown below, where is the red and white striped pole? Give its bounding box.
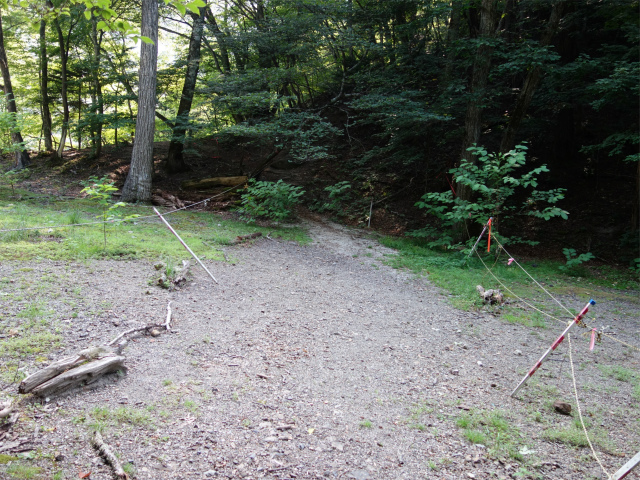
[510,299,595,397]
[612,450,640,479]
[467,217,492,258]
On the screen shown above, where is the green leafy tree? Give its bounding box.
[414,144,568,249]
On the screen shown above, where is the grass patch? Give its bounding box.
[5,462,41,479]
[0,454,19,464]
[359,419,373,428]
[542,420,618,453]
[0,331,62,358]
[455,409,526,461]
[379,236,638,319]
[0,193,309,262]
[92,406,152,426]
[598,365,638,383]
[81,405,154,433]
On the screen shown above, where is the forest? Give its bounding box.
[0,0,638,261]
[0,2,639,479]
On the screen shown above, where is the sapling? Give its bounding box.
[1,167,29,196]
[80,176,139,248]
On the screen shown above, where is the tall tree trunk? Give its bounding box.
[77,82,82,149]
[0,12,30,169]
[166,8,205,173]
[204,8,231,73]
[455,0,498,239]
[90,17,103,158]
[633,159,639,233]
[443,0,462,83]
[39,20,54,153]
[499,1,565,153]
[49,0,71,158]
[121,0,158,202]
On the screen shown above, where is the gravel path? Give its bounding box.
[0,219,638,480]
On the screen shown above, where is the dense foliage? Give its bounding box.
[0,0,637,254]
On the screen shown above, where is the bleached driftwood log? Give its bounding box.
[0,400,13,419]
[28,355,125,397]
[19,346,118,394]
[19,302,173,398]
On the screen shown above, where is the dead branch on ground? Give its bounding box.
[91,431,129,479]
[19,302,173,398]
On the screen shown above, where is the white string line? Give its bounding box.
[471,233,640,353]
[567,333,612,479]
[0,181,246,234]
[473,250,569,326]
[490,234,575,318]
[470,229,625,476]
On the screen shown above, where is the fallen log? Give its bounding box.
[31,355,126,397]
[0,400,13,419]
[19,346,118,394]
[151,191,185,209]
[19,302,173,398]
[235,232,262,244]
[181,175,247,190]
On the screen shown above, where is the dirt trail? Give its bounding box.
[0,219,638,480]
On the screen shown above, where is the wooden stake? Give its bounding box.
[165,301,172,332]
[153,207,219,284]
[511,299,595,397]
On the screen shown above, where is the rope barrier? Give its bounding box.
[465,222,632,476]
[469,226,640,354]
[490,235,575,318]
[567,333,613,479]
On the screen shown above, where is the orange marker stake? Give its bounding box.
[487,218,492,252]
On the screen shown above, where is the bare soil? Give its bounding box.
[0,218,638,480]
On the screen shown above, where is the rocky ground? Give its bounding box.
[0,219,638,480]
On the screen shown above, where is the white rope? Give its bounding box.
[470,231,640,353]
[567,333,612,479]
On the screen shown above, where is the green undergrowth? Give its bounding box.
[0,189,309,261]
[380,237,639,319]
[541,418,619,454]
[456,409,528,461]
[4,462,41,479]
[75,405,154,433]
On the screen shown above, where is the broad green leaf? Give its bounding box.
[186,2,200,14]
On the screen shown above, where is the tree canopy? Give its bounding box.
[0,0,637,250]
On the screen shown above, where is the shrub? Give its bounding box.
[560,248,594,271]
[238,179,304,222]
[414,144,568,249]
[313,181,352,213]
